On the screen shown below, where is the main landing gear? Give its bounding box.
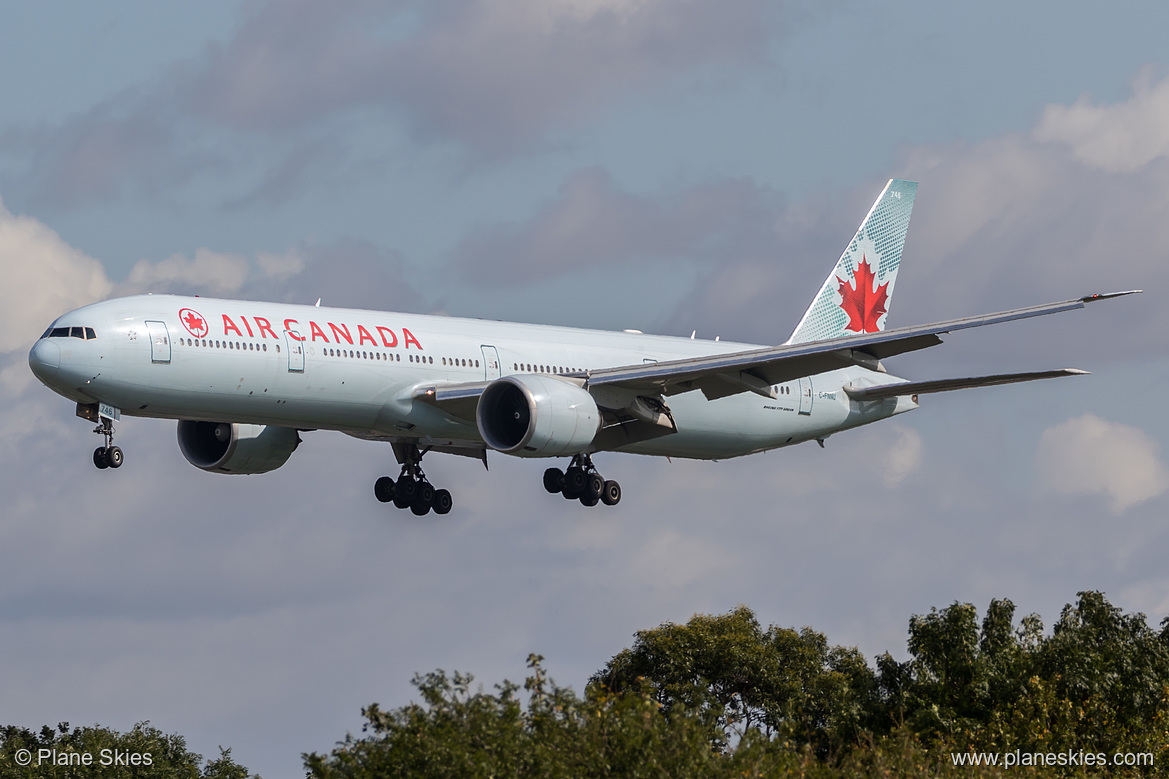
[92,417,123,470]
[543,454,621,508]
[373,444,452,516]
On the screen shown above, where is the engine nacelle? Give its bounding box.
[177,420,300,474]
[476,375,600,457]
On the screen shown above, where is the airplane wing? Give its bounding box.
[584,291,1137,400]
[414,291,1137,418]
[842,368,1089,401]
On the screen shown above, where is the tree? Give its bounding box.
[0,721,256,778]
[304,654,727,779]
[591,605,878,756]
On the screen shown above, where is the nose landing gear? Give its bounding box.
[92,417,123,470]
[373,444,452,516]
[544,454,620,507]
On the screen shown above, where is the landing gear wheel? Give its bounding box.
[411,482,435,516]
[586,473,604,501]
[551,454,621,507]
[374,476,396,503]
[543,467,565,494]
[394,477,418,509]
[106,446,124,469]
[563,467,587,499]
[91,417,120,470]
[432,489,453,515]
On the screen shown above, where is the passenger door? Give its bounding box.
[481,345,501,380]
[145,320,171,363]
[798,377,813,415]
[285,330,305,372]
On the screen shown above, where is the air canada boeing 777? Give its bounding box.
[28,180,1137,515]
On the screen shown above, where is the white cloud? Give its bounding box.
[121,247,251,296]
[1034,69,1169,173]
[255,249,307,281]
[1036,413,1169,513]
[0,199,113,354]
[883,426,923,487]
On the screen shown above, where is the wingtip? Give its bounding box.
[1063,368,1091,376]
[1082,290,1142,302]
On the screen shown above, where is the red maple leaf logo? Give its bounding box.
[836,255,889,333]
[179,308,208,337]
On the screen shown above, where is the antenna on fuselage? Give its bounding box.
[315,298,321,307]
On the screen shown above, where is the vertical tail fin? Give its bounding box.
[787,179,917,344]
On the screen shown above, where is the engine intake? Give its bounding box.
[477,375,600,457]
[177,420,300,474]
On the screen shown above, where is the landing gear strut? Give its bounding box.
[373,444,452,516]
[543,454,620,508]
[92,417,123,470]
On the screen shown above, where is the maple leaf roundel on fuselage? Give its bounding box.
[835,255,889,333]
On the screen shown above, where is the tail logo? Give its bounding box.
[836,255,888,333]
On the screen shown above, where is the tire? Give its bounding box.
[579,492,599,507]
[586,473,604,500]
[394,477,417,509]
[563,467,587,498]
[411,483,434,516]
[374,476,396,503]
[601,480,621,506]
[106,446,124,469]
[543,467,564,494]
[93,447,109,470]
[433,489,453,515]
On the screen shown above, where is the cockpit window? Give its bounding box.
[43,326,97,340]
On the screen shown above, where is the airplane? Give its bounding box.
[27,179,1137,515]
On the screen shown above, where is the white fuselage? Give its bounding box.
[29,294,915,461]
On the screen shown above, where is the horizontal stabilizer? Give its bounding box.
[843,369,1089,401]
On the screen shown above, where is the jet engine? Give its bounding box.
[177,420,300,474]
[476,375,601,457]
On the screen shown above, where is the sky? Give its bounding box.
[2,1,1169,775]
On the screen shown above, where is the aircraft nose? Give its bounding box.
[28,339,61,381]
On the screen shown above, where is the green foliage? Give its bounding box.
[304,654,725,779]
[591,605,878,756]
[8,591,1159,777]
[310,591,1169,777]
[878,591,1169,772]
[0,721,256,778]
